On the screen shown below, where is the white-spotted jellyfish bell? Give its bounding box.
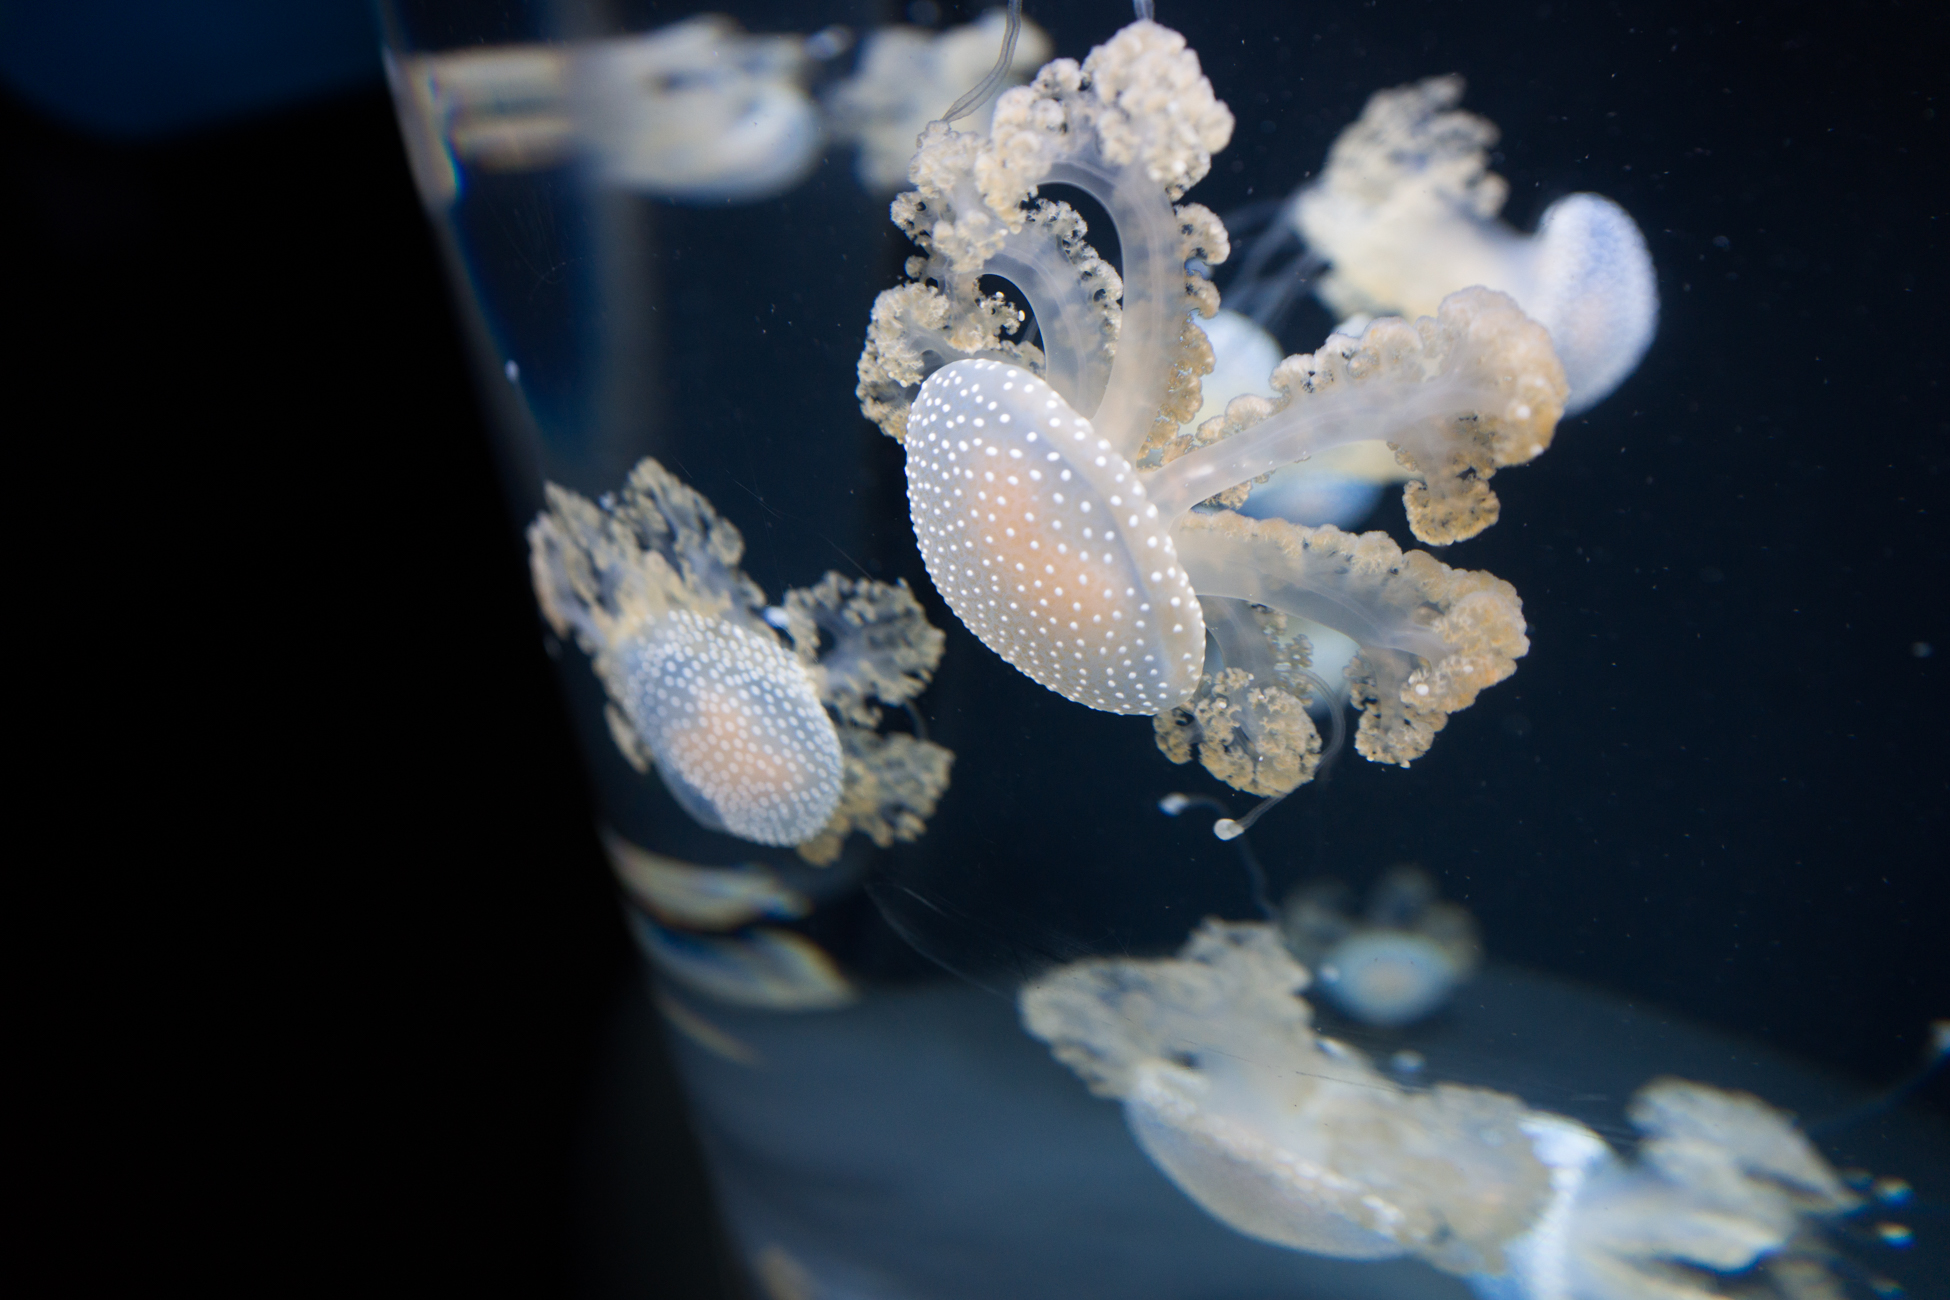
[1281,865,1482,1028]
[530,457,952,861]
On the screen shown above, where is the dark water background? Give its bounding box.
[15,0,1943,1293]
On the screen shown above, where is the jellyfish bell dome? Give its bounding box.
[576,15,824,203]
[1521,193,1659,414]
[1316,930,1467,1028]
[906,359,1206,715]
[616,609,844,847]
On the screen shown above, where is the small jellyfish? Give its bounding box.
[390,18,828,206]
[826,10,1052,193]
[1264,75,1658,413]
[577,16,825,202]
[530,457,951,859]
[1021,918,1864,1299]
[1282,866,1483,1027]
[857,20,1561,796]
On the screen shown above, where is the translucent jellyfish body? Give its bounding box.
[577,16,823,202]
[1021,919,1863,1299]
[858,20,1566,797]
[1278,76,1658,414]
[826,11,1052,193]
[388,17,825,207]
[1196,309,1413,531]
[1282,866,1483,1027]
[530,457,952,860]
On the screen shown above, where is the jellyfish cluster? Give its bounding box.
[529,456,951,863]
[856,19,1569,799]
[473,13,1910,1300]
[1022,919,1864,1300]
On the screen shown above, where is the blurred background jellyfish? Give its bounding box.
[826,9,1051,194]
[530,456,952,860]
[1282,865,1483,1028]
[1233,75,1657,414]
[856,20,1568,804]
[387,15,829,207]
[575,15,824,202]
[1022,919,1866,1300]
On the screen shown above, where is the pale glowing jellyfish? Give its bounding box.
[387,17,826,206]
[827,10,1052,193]
[1274,76,1658,414]
[1282,866,1482,1027]
[530,457,951,860]
[857,20,1565,799]
[577,16,824,202]
[1021,919,1863,1299]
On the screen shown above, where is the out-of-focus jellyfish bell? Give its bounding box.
[530,458,952,860]
[1022,919,1865,1299]
[1282,865,1482,1027]
[388,17,826,207]
[1471,1081,1863,1300]
[577,16,824,202]
[826,10,1052,193]
[1281,76,1658,413]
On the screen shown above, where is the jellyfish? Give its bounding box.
[1020,918,1863,1298]
[1282,865,1483,1028]
[855,20,1565,799]
[1248,75,1657,414]
[529,457,952,861]
[389,17,827,206]
[576,16,825,202]
[826,10,1053,194]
